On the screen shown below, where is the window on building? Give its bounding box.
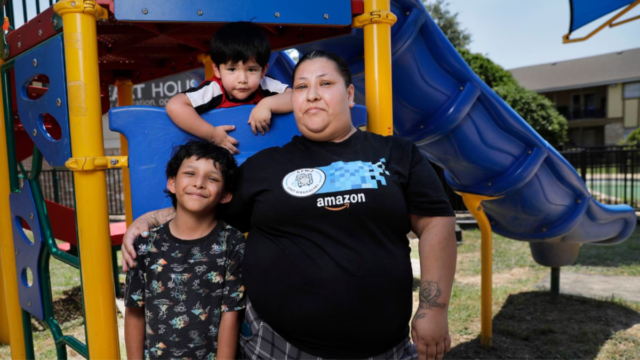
[569,92,604,119]
[624,82,640,99]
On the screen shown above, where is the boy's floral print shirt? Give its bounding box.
[125,221,245,360]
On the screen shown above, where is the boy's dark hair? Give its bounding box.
[210,22,271,68]
[164,140,238,208]
[293,50,352,87]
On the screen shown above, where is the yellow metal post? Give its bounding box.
[0,264,8,344]
[460,193,498,348]
[198,53,215,80]
[54,1,121,359]
[353,0,397,136]
[0,60,27,357]
[115,79,133,226]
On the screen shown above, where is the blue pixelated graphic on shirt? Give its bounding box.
[316,158,390,194]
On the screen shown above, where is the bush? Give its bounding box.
[624,127,640,144]
[493,84,568,146]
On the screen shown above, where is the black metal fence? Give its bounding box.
[18,145,639,217]
[432,165,467,212]
[19,168,126,215]
[433,144,640,213]
[560,145,640,210]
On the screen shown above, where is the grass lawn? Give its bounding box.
[0,235,128,359]
[410,228,640,359]
[2,228,639,359]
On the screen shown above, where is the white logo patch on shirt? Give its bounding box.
[282,168,326,197]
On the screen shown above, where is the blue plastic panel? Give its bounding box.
[114,0,353,26]
[295,0,636,250]
[10,181,45,321]
[14,35,71,167]
[109,104,367,219]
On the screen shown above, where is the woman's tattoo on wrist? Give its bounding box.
[418,281,447,311]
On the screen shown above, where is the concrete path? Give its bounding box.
[536,272,640,303]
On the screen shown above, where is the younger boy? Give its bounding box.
[124,140,245,360]
[167,22,293,154]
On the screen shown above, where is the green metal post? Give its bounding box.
[21,309,35,360]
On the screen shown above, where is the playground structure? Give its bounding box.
[0,0,636,358]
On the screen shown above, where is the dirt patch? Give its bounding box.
[457,252,478,262]
[32,286,84,331]
[455,267,534,287]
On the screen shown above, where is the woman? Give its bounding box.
[122,51,457,360]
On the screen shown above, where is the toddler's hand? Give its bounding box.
[248,104,272,135]
[211,125,239,154]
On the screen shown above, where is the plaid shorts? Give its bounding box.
[239,299,418,360]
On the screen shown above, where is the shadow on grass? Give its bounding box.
[448,291,640,359]
[32,286,84,331]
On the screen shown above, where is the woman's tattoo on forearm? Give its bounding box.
[418,281,447,311]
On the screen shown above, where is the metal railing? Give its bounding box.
[432,164,467,212]
[433,144,640,214]
[556,107,606,120]
[3,0,58,29]
[561,145,640,210]
[19,146,638,217]
[18,168,125,215]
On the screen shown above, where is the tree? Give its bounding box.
[423,0,472,49]
[624,127,640,144]
[493,85,568,146]
[457,49,568,146]
[456,48,518,88]
[422,0,567,146]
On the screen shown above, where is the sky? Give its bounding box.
[445,0,640,69]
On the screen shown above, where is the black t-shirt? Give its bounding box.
[124,221,246,360]
[225,130,454,359]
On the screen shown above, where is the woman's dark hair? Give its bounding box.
[293,50,352,86]
[164,140,238,208]
[210,22,271,67]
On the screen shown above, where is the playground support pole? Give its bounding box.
[0,60,28,358]
[550,267,560,303]
[460,193,497,349]
[355,0,397,136]
[116,79,133,226]
[54,1,121,359]
[198,54,215,81]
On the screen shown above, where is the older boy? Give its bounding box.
[124,140,245,360]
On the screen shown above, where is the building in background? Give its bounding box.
[510,48,640,147]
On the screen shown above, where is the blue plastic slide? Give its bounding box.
[294,0,635,266]
[110,0,635,267]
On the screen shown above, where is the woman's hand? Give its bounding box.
[411,297,451,360]
[121,207,176,271]
[248,102,272,135]
[121,217,152,271]
[410,215,456,360]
